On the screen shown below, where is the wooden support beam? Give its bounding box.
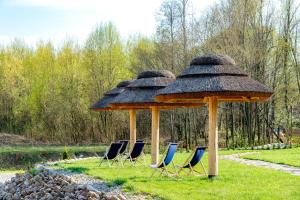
[168,98,204,103]
[208,96,218,178]
[129,109,136,149]
[151,107,160,165]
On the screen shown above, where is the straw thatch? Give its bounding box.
[156,54,273,102]
[90,80,133,111]
[190,54,236,65]
[137,70,175,79]
[110,70,203,109]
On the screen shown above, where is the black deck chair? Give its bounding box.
[150,143,178,177]
[136,139,144,143]
[124,142,146,166]
[177,147,207,176]
[119,140,129,155]
[100,142,123,167]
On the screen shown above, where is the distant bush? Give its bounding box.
[62,146,71,160]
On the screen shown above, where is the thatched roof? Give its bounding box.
[110,70,203,109]
[90,80,133,111]
[156,54,273,102]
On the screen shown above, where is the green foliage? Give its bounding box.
[29,168,39,175]
[0,23,132,143]
[62,146,71,160]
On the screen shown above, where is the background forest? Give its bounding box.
[0,0,299,148]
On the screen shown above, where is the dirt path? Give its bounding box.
[221,152,300,176]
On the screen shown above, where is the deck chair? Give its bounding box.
[100,142,123,167]
[177,147,207,176]
[119,140,129,155]
[123,142,146,166]
[136,139,144,143]
[150,143,178,177]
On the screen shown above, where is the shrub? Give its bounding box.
[62,146,71,160]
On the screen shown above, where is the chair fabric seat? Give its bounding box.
[128,142,145,159]
[157,143,177,168]
[105,142,123,159]
[183,147,206,168]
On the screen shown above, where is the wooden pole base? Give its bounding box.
[151,107,160,165]
[208,175,217,179]
[208,97,218,177]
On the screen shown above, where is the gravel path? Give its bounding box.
[221,152,300,176]
[0,173,16,184]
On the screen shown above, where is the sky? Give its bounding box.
[0,0,217,46]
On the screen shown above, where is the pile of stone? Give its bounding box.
[0,169,125,200]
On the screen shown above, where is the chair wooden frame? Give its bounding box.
[124,152,146,166]
[99,142,123,167]
[119,140,129,155]
[123,142,146,166]
[151,143,178,177]
[176,148,207,176]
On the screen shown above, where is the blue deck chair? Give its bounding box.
[136,139,144,143]
[119,140,129,155]
[150,143,178,177]
[177,147,207,176]
[100,142,123,167]
[124,142,146,166]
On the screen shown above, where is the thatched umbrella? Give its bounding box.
[110,70,204,164]
[90,80,144,149]
[155,54,273,178]
[91,80,133,111]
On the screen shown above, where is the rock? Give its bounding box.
[63,184,75,193]
[24,179,30,186]
[64,196,71,200]
[78,194,87,200]
[45,193,53,199]
[88,191,100,199]
[105,195,120,200]
[118,193,127,200]
[87,184,97,192]
[77,184,87,190]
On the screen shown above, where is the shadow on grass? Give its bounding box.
[107,178,127,187]
[65,166,89,173]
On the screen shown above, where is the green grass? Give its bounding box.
[0,145,107,170]
[0,145,106,154]
[240,147,300,167]
[57,151,300,200]
[0,169,24,174]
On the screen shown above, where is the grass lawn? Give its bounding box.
[0,145,106,154]
[57,150,300,200]
[240,147,300,167]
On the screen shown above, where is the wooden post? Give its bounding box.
[151,107,160,165]
[129,109,136,149]
[208,96,218,178]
